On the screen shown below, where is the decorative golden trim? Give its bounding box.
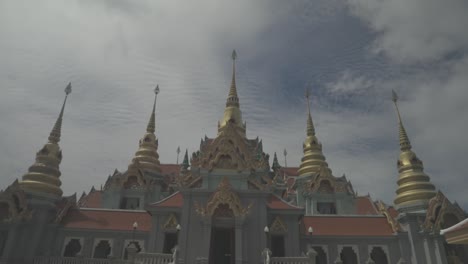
[163,213,179,229]
[376,201,401,233]
[270,216,288,233]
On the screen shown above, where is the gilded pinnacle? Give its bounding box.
[48,82,72,144]
[228,50,239,102]
[391,90,412,151]
[391,90,436,209]
[147,85,159,134]
[19,82,72,198]
[305,88,315,136]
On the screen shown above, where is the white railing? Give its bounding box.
[33,256,128,264]
[271,257,312,264]
[134,252,173,264]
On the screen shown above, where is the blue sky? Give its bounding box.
[1,0,468,210]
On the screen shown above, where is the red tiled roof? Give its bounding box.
[280,167,299,176]
[267,195,302,210]
[80,191,102,208]
[62,209,152,231]
[303,216,395,236]
[356,196,378,215]
[160,164,181,175]
[150,192,183,208]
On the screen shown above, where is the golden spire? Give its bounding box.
[391,90,436,209]
[19,82,72,198]
[298,89,330,177]
[128,86,161,174]
[218,50,246,136]
[392,90,412,151]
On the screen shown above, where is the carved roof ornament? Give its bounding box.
[422,191,465,232]
[194,177,253,217]
[270,216,288,233]
[376,200,401,233]
[0,180,33,222]
[163,213,179,229]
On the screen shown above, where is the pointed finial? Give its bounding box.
[182,149,190,170]
[48,82,72,144]
[147,85,159,133]
[272,152,281,171]
[227,50,239,101]
[283,148,288,167]
[391,90,412,151]
[305,88,315,136]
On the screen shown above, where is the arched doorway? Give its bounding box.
[340,247,358,264]
[209,203,235,264]
[370,247,389,264]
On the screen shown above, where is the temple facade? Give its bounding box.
[0,52,467,264]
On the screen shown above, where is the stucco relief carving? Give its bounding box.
[194,177,252,217]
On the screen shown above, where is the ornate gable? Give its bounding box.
[422,191,466,232]
[195,177,253,217]
[191,122,269,172]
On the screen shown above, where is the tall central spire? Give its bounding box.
[298,88,330,177]
[391,90,436,211]
[128,86,162,174]
[19,82,72,198]
[218,50,246,136]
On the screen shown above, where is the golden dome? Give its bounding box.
[19,82,72,198]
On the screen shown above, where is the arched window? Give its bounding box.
[123,241,142,259]
[63,238,82,257]
[370,247,388,264]
[340,247,358,264]
[93,240,111,259]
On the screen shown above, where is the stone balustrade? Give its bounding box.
[134,252,173,264]
[271,257,314,264]
[32,256,129,264]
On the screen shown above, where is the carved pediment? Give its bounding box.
[191,122,269,172]
[195,177,252,217]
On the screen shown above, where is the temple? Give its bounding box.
[0,52,467,264]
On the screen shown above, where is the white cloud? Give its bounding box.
[347,0,468,63]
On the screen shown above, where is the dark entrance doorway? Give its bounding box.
[209,227,235,264]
